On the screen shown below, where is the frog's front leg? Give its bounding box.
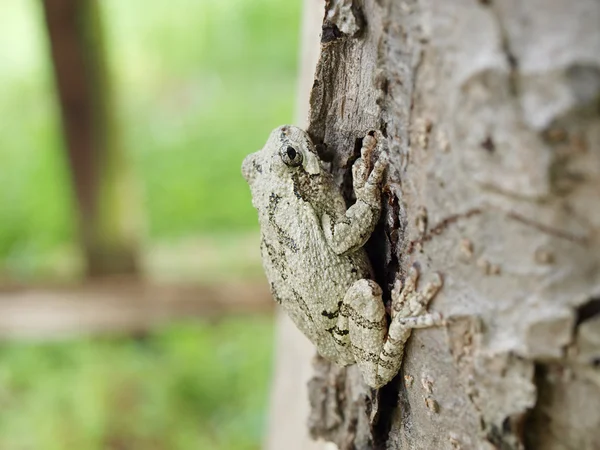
[331,266,443,388]
[322,133,387,255]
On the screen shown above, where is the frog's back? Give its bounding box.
[258,196,373,354]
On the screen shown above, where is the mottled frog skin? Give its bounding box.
[242,125,442,388]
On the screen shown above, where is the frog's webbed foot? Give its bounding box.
[390,264,444,324]
[322,131,388,255]
[353,131,387,207]
[331,265,443,388]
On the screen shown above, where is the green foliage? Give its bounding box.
[0,0,296,447]
[0,318,274,450]
[0,1,74,267]
[0,0,301,261]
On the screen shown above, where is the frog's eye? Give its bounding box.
[280,146,303,167]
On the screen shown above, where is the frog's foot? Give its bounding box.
[353,131,387,205]
[334,269,444,389]
[322,131,388,255]
[391,264,443,321]
[357,264,444,387]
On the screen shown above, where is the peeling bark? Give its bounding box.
[305,0,600,448]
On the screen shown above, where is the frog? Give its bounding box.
[242,125,443,388]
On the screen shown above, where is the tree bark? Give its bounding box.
[304,1,600,449]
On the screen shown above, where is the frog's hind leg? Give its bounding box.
[333,278,397,387]
[331,279,388,370]
[335,269,443,389]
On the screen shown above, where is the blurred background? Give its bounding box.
[0,0,301,448]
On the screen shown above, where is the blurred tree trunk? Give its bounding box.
[301,1,600,449]
[42,0,140,278]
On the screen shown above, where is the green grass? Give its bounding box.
[0,318,274,450]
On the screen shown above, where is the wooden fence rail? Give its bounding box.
[0,280,271,340]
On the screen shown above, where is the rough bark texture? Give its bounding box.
[305,1,600,449]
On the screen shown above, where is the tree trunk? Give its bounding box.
[302,1,600,449]
[43,0,141,278]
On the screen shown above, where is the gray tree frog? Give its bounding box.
[242,125,443,388]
